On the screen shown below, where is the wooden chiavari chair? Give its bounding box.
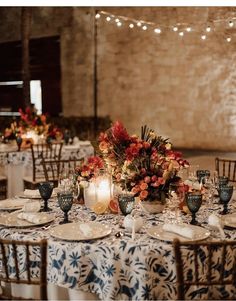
[23,142,63,189]
[0,176,7,200]
[215,157,236,183]
[173,238,236,300]
[0,238,47,300]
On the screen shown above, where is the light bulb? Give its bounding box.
[229,20,234,27]
[154,28,161,34]
[226,37,231,42]
[206,26,211,32]
[186,27,191,32]
[179,31,184,36]
[129,23,134,28]
[173,26,178,32]
[106,16,111,22]
[95,13,101,19]
[115,18,120,23]
[117,21,122,27]
[201,35,206,40]
[137,21,142,27]
[142,25,147,30]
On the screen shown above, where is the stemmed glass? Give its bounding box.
[118,194,135,216]
[167,182,185,224]
[38,182,54,212]
[57,192,73,224]
[185,192,202,225]
[218,185,233,215]
[16,135,22,152]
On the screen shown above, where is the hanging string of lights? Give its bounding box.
[95,10,236,43]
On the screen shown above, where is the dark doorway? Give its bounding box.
[0,36,62,116]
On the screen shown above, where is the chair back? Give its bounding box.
[31,143,63,182]
[215,157,236,182]
[173,238,236,300]
[0,238,47,300]
[42,158,83,183]
[0,176,7,200]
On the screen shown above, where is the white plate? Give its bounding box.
[0,211,54,228]
[147,224,210,242]
[222,214,236,228]
[50,222,111,241]
[0,198,31,211]
[19,191,57,199]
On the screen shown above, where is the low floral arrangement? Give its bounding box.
[75,156,104,182]
[4,106,62,143]
[98,121,189,203]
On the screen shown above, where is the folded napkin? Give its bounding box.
[184,180,202,191]
[123,215,143,232]
[23,201,41,213]
[208,214,225,239]
[162,223,196,239]
[24,189,41,198]
[79,224,92,236]
[17,212,42,224]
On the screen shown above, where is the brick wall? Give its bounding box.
[0,7,236,150]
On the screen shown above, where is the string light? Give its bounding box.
[95,10,236,44]
[154,28,161,34]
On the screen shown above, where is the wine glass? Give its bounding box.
[118,194,135,216]
[167,182,185,224]
[218,185,233,215]
[38,182,54,212]
[16,135,22,152]
[185,192,202,225]
[57,192,73,224]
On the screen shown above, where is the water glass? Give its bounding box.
[185,192,202,225]
[118,194,135,216]
[57,192,73,224]
[38,182,54,212]
[219,185,233,215]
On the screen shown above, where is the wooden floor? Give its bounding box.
[180,149,236,173]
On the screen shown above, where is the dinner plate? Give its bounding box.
[18,191,57,199]
[50,221,111,241]
[0,198,31,211]
[222,213,236,228]
[0,211,55,228]
[147,224,210,242]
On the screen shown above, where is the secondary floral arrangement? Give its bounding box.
[75,156,104,182]
[4,106,62,142]
[98,121,189,202]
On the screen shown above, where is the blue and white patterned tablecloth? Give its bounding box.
[0,198,236,300]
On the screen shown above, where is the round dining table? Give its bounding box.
[0,194,236,300]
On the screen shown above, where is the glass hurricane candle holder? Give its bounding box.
[38,182,54,212]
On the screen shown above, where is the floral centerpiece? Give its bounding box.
[4,106,62,144]
[75,156,104,182]
[98,121,189,204]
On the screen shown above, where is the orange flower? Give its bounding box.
[99,141,109,152]
[140,190,148,200]
[140,182,148,190]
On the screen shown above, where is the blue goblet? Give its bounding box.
[57,192,73,224]
[16,135,22,152]
[38,182,54,212]
[219,185,233,215]
[185,192,202,225]
[118,194,135,216]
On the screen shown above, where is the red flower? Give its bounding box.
[111,121,130,143]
